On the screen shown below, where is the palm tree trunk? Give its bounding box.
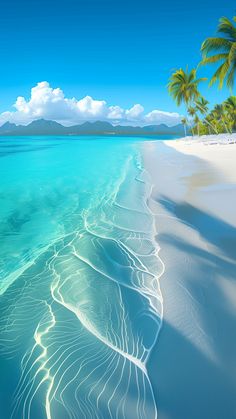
[205,119,218,134]
[194,101,218,134]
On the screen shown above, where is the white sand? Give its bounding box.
[168,134,236,184]
[144,135,236,419]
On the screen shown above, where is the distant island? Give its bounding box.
[0,119,185,137]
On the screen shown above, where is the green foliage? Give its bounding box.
[200,16,236,89]
[168,67,206,106]
[194,96,236,135]
[168,67,206,136]
[167,14,236,137]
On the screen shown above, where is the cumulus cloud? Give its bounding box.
[145,110,182,126]
[0,81,182,127]
[107,105,124,120]
[125,104,144,121]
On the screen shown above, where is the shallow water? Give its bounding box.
[0,135,166,419]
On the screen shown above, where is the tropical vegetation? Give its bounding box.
[168,15,236,136]
[201,16,236,89]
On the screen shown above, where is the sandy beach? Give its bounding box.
[144,134,236,419]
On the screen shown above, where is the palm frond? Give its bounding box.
[201,53,228,65]
[226,65,236,89]
[168,67,205,109]
[218,17,236,41]
[228,42,236,63]
[201,37,232,57]
[209,58,230,88]
[200,15,236,90]
[195,77,207,84]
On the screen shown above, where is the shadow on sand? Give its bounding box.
[159,195,236,260]
[148,196,236,419]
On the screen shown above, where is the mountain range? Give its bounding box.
[0,119,185,136]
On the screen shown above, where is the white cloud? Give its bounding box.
[125,104,144,121]
[0,81,182,127]
[76,95,107,117]
[145,110,182,126]
[107,105,124,120]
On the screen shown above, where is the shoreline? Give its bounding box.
[143,136,236,419]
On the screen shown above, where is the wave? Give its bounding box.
[0,151,164,418]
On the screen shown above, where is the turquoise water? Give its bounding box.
[0,136,164,419]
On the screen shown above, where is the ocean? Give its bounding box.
[0,135,169,419]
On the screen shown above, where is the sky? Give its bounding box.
[0,0,235,126]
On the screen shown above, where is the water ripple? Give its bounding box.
[0,152,163,418]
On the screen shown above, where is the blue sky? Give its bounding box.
[0,0,235,124]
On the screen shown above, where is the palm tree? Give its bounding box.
[201,16,236,90]
[181,117,188,136]
[195,96,217,134]
[194,115,200,136]
[168,67,206,106]
[212,104,230,133]
[224,96,236,131]
[187,106,197,136]
[195,97,209,115]
[187,106,196,117]
[168,67,206,136]
[205,109,220,134]
[204,114,216,134]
